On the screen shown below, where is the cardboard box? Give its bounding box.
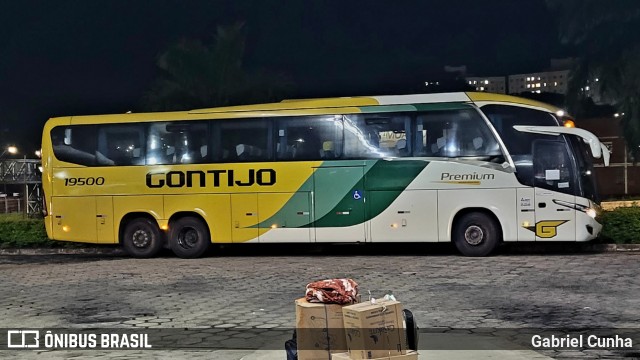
[342,299,406,360]
[296,298,348,360]
[331,350,419,360]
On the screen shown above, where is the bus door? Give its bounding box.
[51,196,114,243]
[96,196,114,243]
[532,140,576,241]
[51,196,97,242]
[313,166,366,242]
[258,192,312,243]
[231,193,259,243]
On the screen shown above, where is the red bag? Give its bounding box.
[305,278,359,305]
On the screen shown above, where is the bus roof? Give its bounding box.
[55,91,563,124]
[189,91,561,114]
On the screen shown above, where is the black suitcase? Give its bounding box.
[285,329,297,360]
[403,309,419,350]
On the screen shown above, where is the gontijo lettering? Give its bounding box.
[146,169,276,188]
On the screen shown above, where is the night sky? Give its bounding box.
[0,0,566,152]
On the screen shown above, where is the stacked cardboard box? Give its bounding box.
[341,299,410,360]
[295,298,349,360]
[331,351,419,360]
[296,297,418,360]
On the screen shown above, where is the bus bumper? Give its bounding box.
[44,215,53,239]
[577,213,602,241]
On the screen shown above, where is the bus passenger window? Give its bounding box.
[415,109,501,159]
[343,114,411,158]
[98,124,145,166]
[50,126,99,166]
[220,120,271,162]
[146,122,208,165]
[276,115,343,161]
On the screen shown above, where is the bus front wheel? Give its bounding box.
[122,218,164,258]
[169,217,210,259]
[452,212,501,257]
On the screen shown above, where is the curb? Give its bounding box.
[0,247,125,256]
[589,244,640,252]
[0,244,639,256]
[498,243,640,254]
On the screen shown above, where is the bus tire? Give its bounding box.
[452,212,501,257]
[169,217,210,259]
[122,218,163,258]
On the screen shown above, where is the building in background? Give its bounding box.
[506,70,570,95]
[465,76,506,94]
[457,58,610,105]
[464,59,572,95]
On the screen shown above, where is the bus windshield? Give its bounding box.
[568,136,600,203]
[481,104,601,202]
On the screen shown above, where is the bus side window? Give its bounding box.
[146,121,208,165]
[344,114,410,158]
[98,124,145,166]
[50,125,99,166]
[220,119,271,162]
[416,109,501,158]
[276,115,343,161]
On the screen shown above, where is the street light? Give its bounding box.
[0,145,18,158]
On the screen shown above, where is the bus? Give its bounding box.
[41,92,610,258]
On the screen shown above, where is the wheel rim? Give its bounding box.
[464,225,484,246]
[132,228,152,248]
[177,228,199,249]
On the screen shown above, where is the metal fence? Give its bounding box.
[0,159,42,216]
[0,196,24,213]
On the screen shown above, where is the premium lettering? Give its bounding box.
[440,172,495,181]
[146,169,276,188]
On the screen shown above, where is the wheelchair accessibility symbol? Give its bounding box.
[353,190,362,200]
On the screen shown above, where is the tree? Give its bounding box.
[547,0,640,159]
[142,22,294,111]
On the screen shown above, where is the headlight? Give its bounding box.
[586,208,597,219]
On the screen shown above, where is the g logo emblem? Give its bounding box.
[535,220,568,238]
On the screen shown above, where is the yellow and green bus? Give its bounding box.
[41,92,610,258]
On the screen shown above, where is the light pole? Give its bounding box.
[0,145,18,158]
[0,146,18,204]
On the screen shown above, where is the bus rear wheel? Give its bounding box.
[452,212,501,257]
[122,218,163,258]
[169,217,210,259]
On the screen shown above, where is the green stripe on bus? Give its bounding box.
[358,105,417,113]
[311,160,428,227]
[252,160,376,228]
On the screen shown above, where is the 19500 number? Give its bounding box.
[64,177,105,186]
